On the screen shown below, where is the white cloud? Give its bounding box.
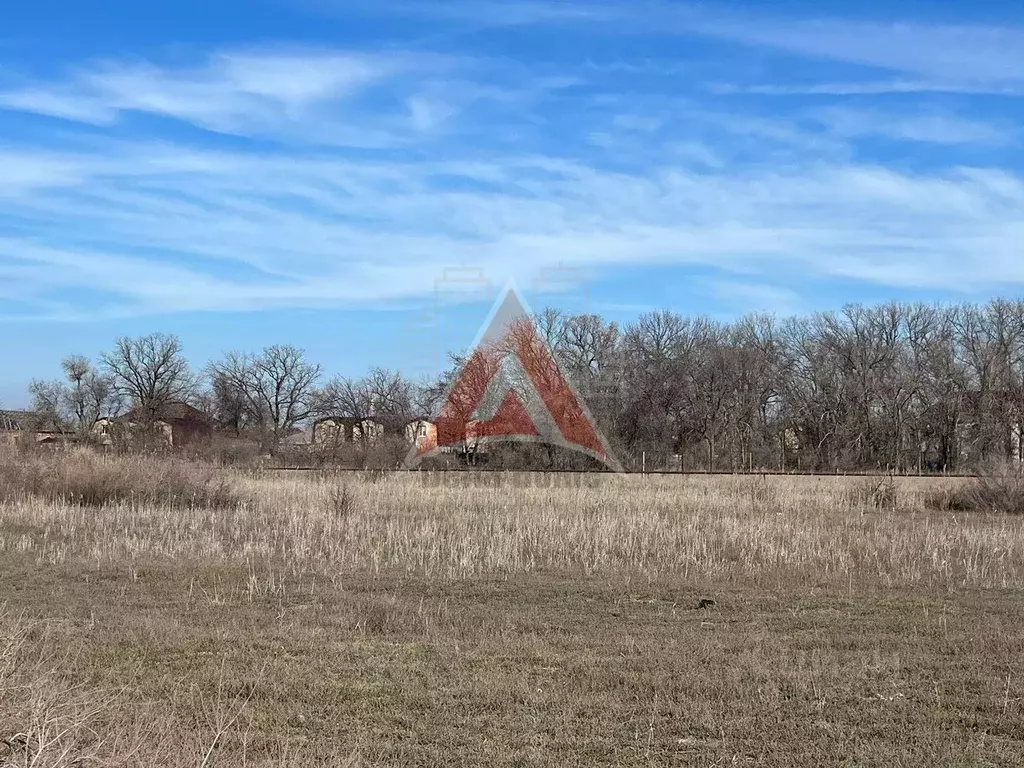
[692,18,1024,89]
[0,151,92,195]
[810,107,1015,145]
[0,39,1023,322]
[0,48,433,140]
[370,2,1024,93]
[706,280,802,317]
[1,135,1023,320]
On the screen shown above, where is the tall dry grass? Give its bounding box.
[0,450,1022,590]
[2,451,1023,765]
[0,448,239,510]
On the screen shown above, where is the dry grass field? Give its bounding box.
[1,450,1023,766]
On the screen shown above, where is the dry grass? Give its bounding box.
[1,451,1023,765]
[0,449,241,510]
[925,464,1024,516]
[3,464,1020,588]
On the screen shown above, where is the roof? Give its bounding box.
[117,402,213,426]
[314,416,382,426]
[0,410,34,431]
[280,427,313,445]
[0,410,68,433]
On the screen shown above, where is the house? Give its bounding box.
[100,402,214,448]
[312,417,356,445]
[358,418,384,442]
[404,419,438,452]
[312,417,385,445]
[0,410,73,446]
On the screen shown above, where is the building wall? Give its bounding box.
[405,420,437,451]
[90,418,210,448]
[355,420,384,442]
[313,419,351,444]
[314,419,385,444]
[168,420,212,447]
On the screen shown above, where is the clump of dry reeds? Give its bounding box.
[839,476,899,511]
[0,447,243,510]
[925,463,1024,515]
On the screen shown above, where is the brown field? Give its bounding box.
[1,451,1023,766]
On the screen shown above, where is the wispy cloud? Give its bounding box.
[705,280,802,317]
[809,107,1016,146]
[693,17,1024,91]
[320,0,619,29]
[1,131,1023,320]
[366,1,1024,93]
[716,81,1024,97]
[0,18,1022,323]
[0,48,449,143]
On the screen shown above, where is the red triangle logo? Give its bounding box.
[406,283,622,470]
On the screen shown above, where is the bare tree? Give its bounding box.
[208,345,321,450]
[555,314,623,433]
[101,334,195,421]
[316,376,373,420]
[410,374,443,420]
[428,346,503,462]
[363,368,414,422]
[34,292,1024,472]
[203,370,254,436]
[27,379,63,424]
[29,355,118,434]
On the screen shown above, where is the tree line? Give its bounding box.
[24,298,1024,472]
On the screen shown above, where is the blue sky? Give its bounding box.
[3,0,1024,406]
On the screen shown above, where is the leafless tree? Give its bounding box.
[202,370,254,436]
[29,355,119,433]
[27,379,63,424]
[363,368,414,422]
[316,376,373,420]
[207,345,321,450]
[101,334,195,421]
[32,293,1024,472]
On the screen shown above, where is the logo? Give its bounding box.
[405,283,622,471]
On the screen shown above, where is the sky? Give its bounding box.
[2,0,1024,406]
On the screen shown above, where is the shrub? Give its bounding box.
[926,463,1024,514]
[183,436,265,467]
[0,447,243,509]
[326,482,358,519]
[748,476,778,508]
[843,476,898,511]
